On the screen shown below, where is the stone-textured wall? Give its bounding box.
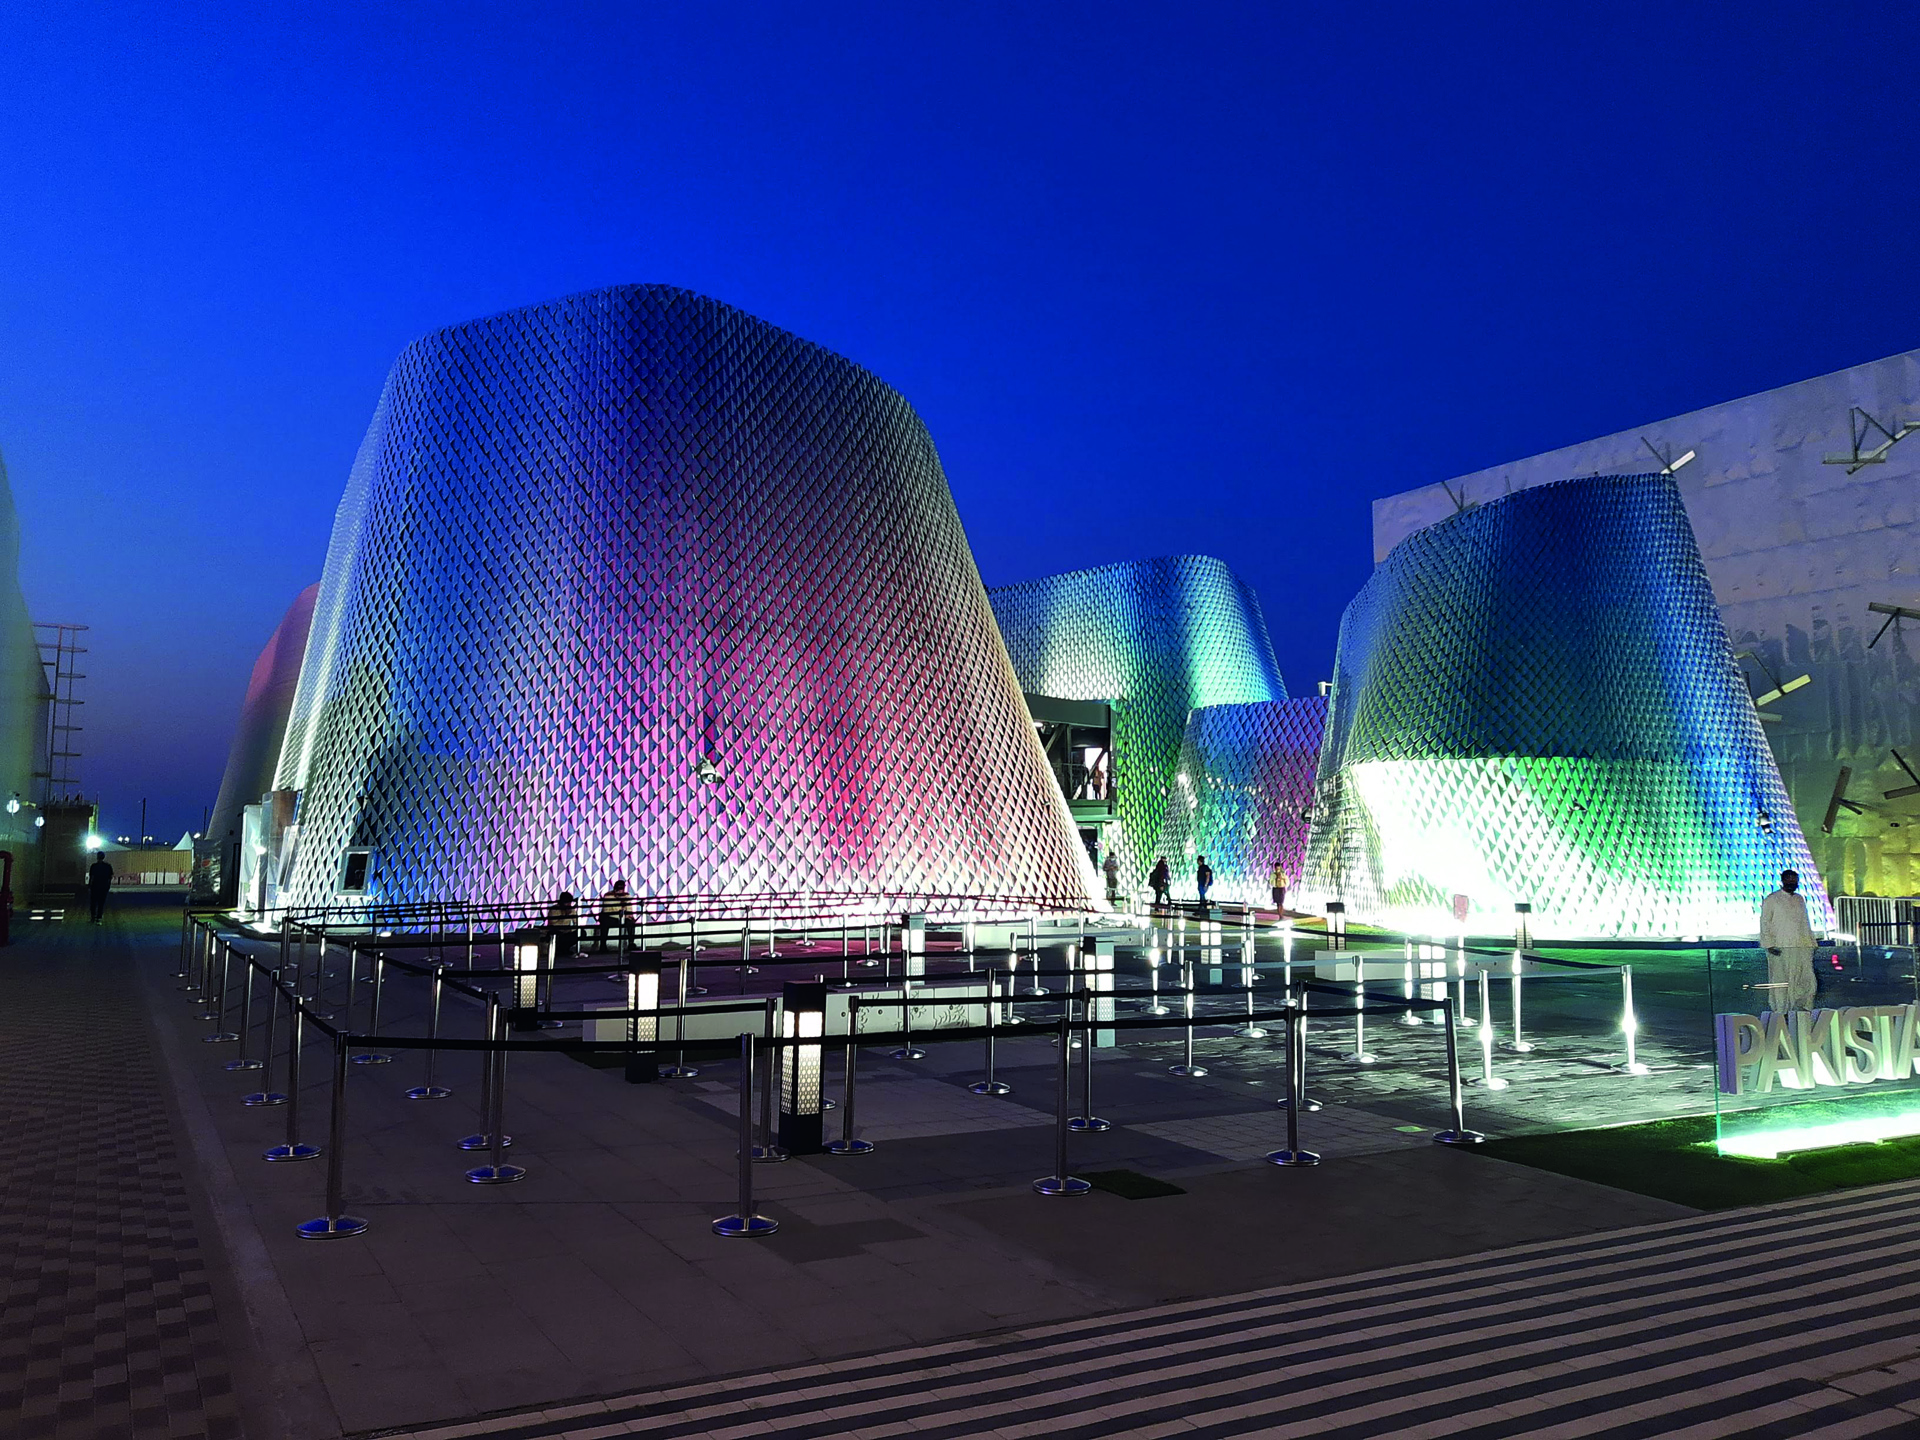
[1373,350,1920,899]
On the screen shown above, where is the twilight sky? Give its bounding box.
[2,3,1916,842]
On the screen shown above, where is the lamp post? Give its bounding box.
[624,954,661,1084]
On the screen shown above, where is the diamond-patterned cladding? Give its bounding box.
[1303,474,1828,938]
[1157,697,1327,906]
[988,557,1285,888]
[274,285,1098,910]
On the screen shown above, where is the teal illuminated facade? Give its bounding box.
[989,557,1284,891]
[1305,474,1826,938]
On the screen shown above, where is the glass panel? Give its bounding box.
[1711,942,1920,1158]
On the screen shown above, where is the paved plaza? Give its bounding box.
[10,906,1912,1439]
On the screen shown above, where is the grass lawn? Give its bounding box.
[1476,1114,1920,1210]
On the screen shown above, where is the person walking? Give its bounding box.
[87,853,114,923]
[1269,862,1289,915]
[596,879,634,953]
[1101,849,1121,904]
[1148,856,1171,912]
[1195,855,1214,915]
[1760,869,1817,1012]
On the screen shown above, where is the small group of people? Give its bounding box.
[545,879,635,954]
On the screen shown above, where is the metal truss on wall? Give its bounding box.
[988,557,1285,889]
[1305,474,1826,938]
[274,285,1098,911]
[1156,697,1327,907]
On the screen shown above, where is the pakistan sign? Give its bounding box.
[1716,1006,1920,1095]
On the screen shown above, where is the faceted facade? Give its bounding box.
[275,285,1097,910]
[989,558,1285,889]
[204,583,317,902]
[1157,697,1327,906]
[1306,474,1827,938]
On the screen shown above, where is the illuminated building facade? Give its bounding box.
[1375,350,1920,900]
[1156,697,1326,907]
[203,583,318,902]
[274,285,1096,910]
[1306,474,1826,938]
[988,557,1285,890]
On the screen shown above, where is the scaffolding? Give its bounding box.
[33,621,86,803]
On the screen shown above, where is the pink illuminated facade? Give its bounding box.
[273,286,1099,910]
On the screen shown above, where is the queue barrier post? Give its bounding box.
[458,992,512,1152]
[1472,968,1509,1090]
[969,968,1012,1095]
[262,1005,321,1161]
[826,1001,875,1155]
[752,998,789,1163]
[1618,965,1651,1075]
[1032,1017,1091,1196]
[352,953,392,1064]
[296,1033,369,1239]
[1343,955,1377,1065]
[243,975,288,1106]
[1267,1004,1320,1167]
[1503,950,1535,1053]
[466,1000,526,1183]
[713,1033,779,1237]
[1068,988,1110,1133]
[1433,996,1486,1145]
[224,948,263,1071]
[1169,956,1206,1077]
[1278,983,1320,1112]
[406,966,452,1100]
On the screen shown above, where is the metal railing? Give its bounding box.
[176,903,1655,1245]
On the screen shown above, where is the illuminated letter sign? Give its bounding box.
[1715,1004,1920,1095]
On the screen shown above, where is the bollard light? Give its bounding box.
[624,954,661,1084]
[1325,901,1347,952]
[901,912,926,979]
[508,928,542,1031]
[1513,902,1532,950]
[778,982,827,1154]
[1082,935,1115,1046]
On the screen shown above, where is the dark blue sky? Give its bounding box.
[2,3,1914,841]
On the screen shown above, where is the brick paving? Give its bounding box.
[0,906,244,1440]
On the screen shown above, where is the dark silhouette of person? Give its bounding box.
[1195,855,1214,914]
[87,855,114,923]
[1148,856,1171,911]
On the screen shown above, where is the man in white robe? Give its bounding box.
[1759,869,1817,1012]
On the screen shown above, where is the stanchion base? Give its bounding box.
[712,1213,779,1237]
[1503,1040,1537,1053]
[1142,1004,1171,1016]
[262,1143,321,1162]
[1343,1052,1379,1065]
[350,1053,393,1065]
[1032,1175,1092,1196]
[889,1047,927,1061]
[825,1138,875,1155]
[1025,986,1050,997]
[1277,1097,1322,1112]
[1434,1129,1486,1145]
[823,1097,837,1110]
[296,1214,369,1240]
[242,1091,287,1107]
[537,1019,567,1031]
[1240,1026,1269,1040]
[1266,1148,1321,1167]
[1617,1062,1652,1076]
[1398,1016,1425,1026]
[1168,1064,1208,1077]
[1470,1076,1512,1090]
[750,1145,791,1163]
[222,1057,264,1072]
[404,1086,452,1100]
[968,1080,1012,1095]
[1067,1116,1112,1132]
[659,1065,699,1079]
[201,1031,238,1042]
[457,1133,512,1151]
[465,1163,527,1184]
